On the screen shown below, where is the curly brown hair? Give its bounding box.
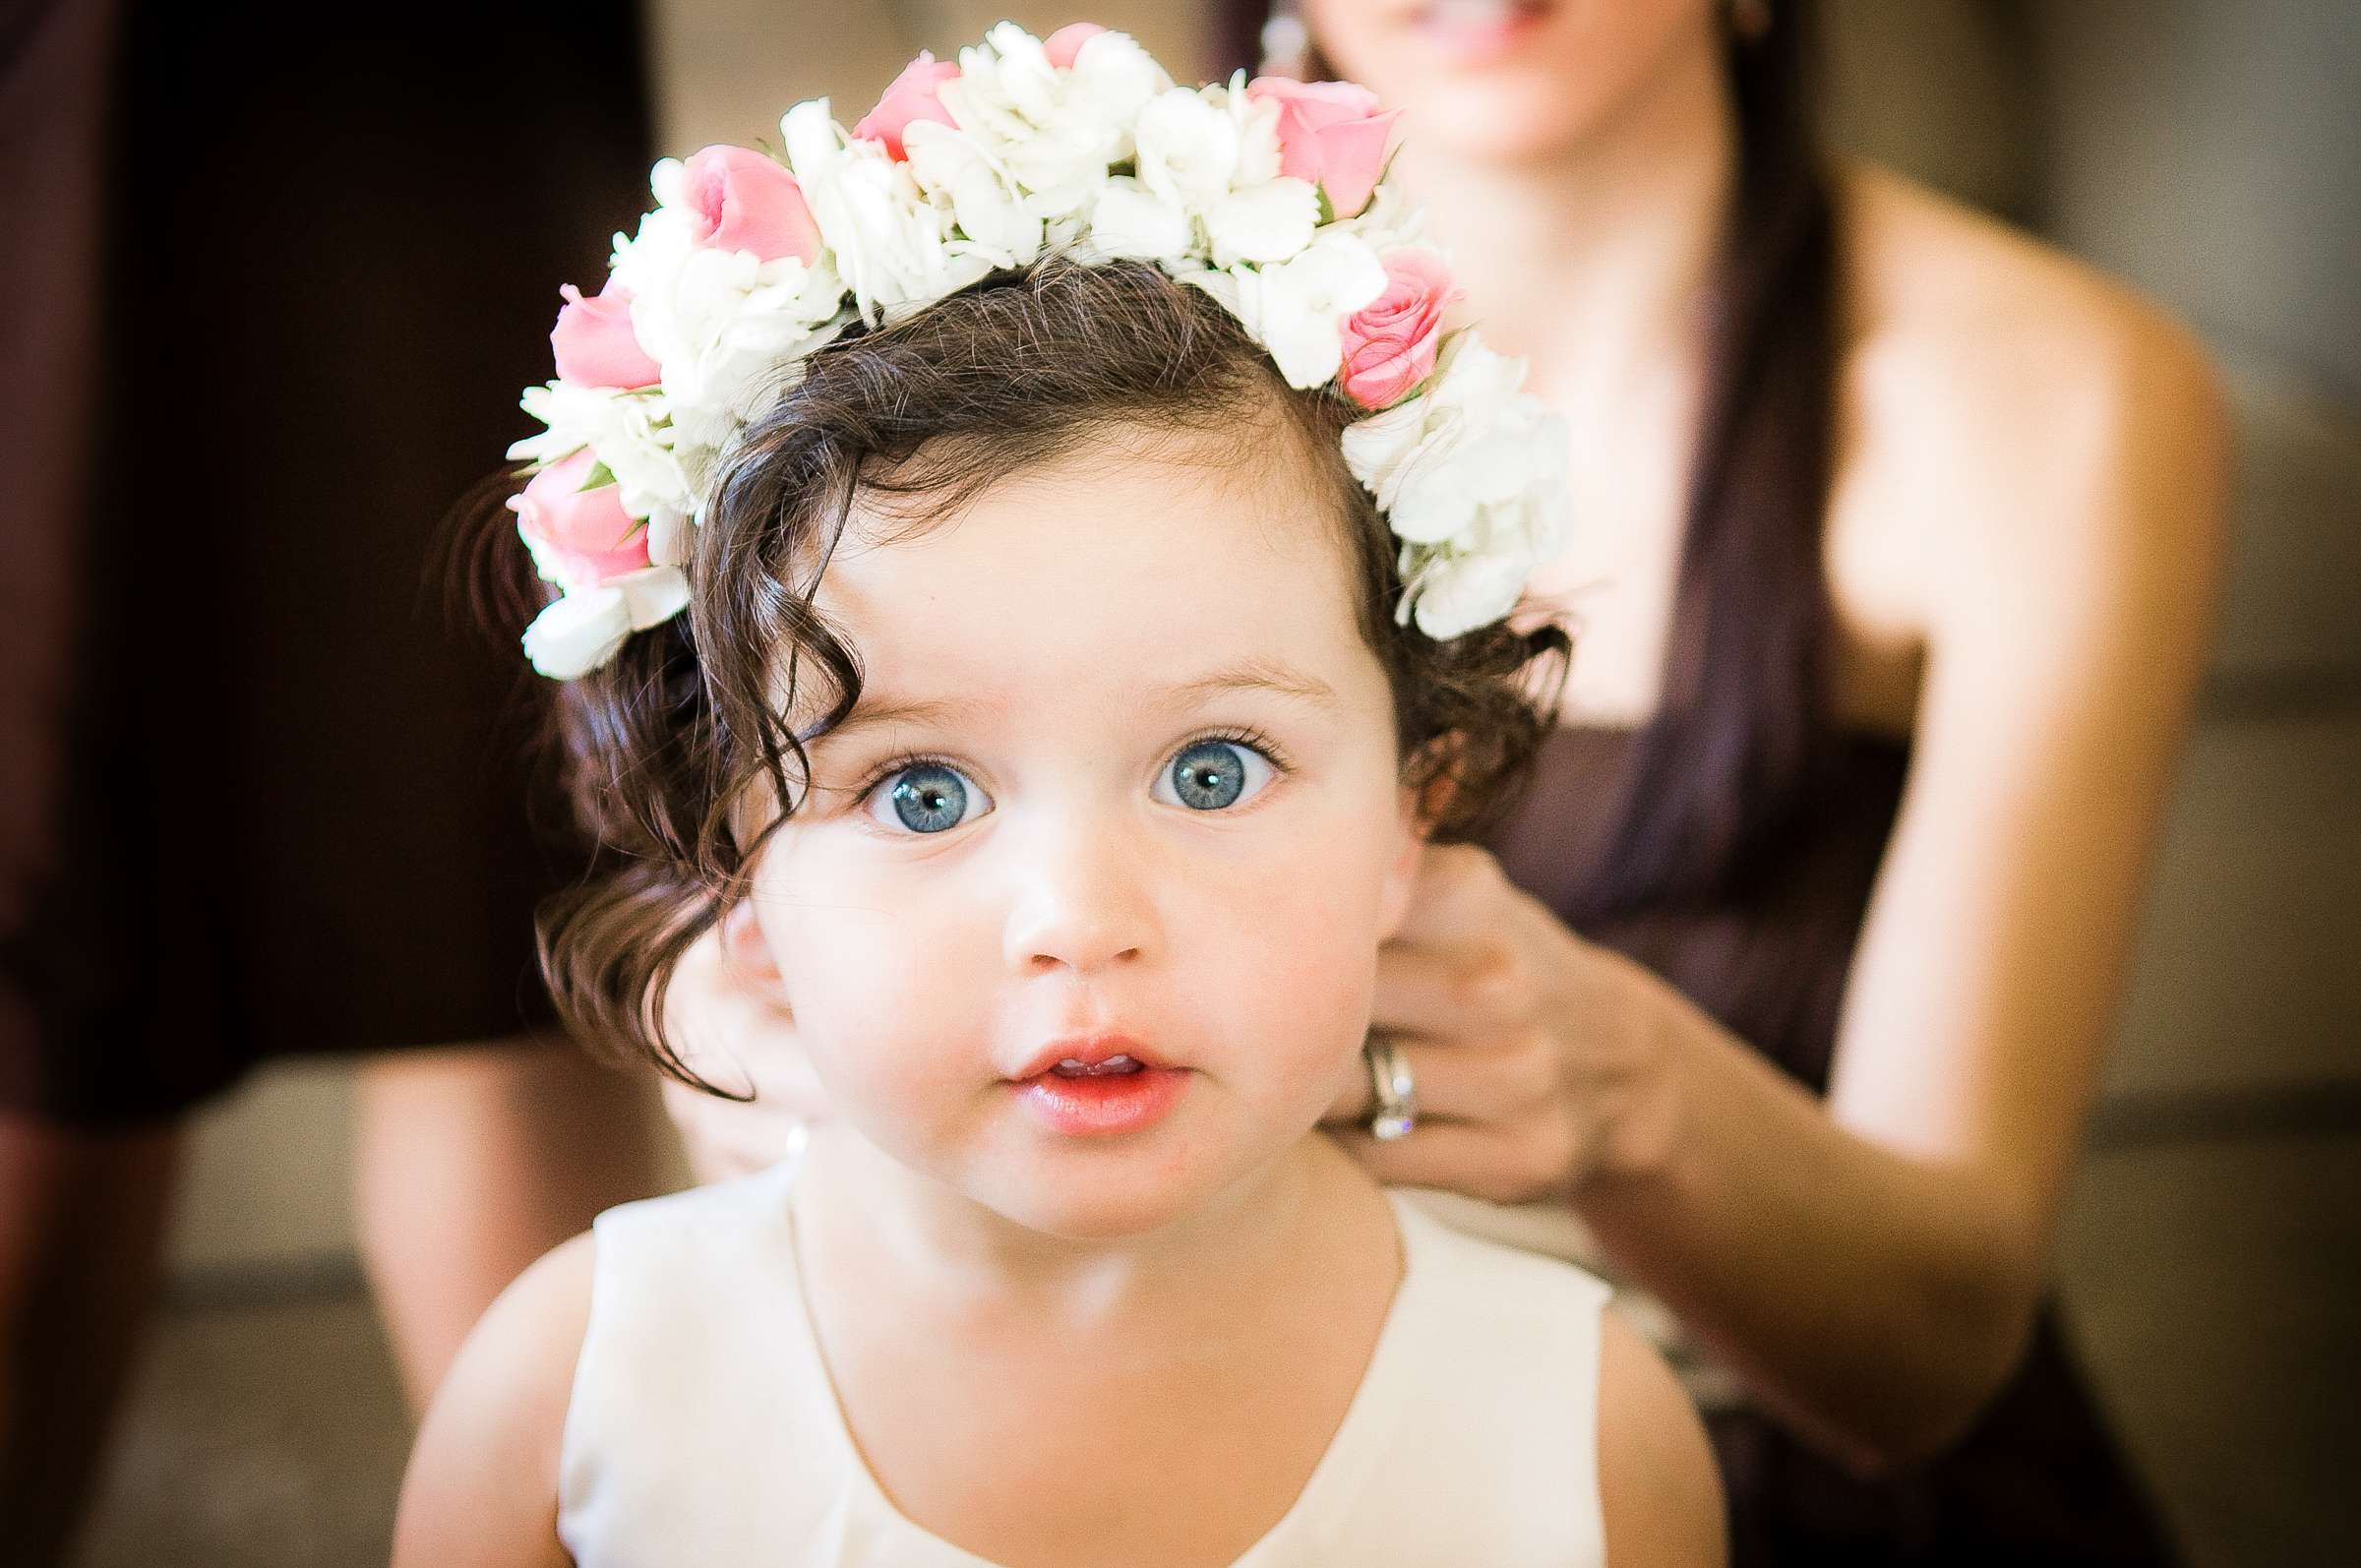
[491,256,1568,1092]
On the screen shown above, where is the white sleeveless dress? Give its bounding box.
[557,1157,1614,1567]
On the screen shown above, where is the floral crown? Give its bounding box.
[506,20,1570,680]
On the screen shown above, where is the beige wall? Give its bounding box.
[640,1,1220,155]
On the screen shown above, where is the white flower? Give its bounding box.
[520,565,691,679]
[607,200,694,343]
[658,256,843,448]
[902,120,1044,268]
[1203,176,1318,268]
[1059,28,1167,141]
[1334,178,1429,255]
[1341,333,1573,634]
[1123,82,1312,269]
[509,382,695,529]
[1212,70,1287,187]
[1404,543,1530,640]
[1134,87,1241,211]
[783,99,993,324]
[1341,334,1543,540]
[1184,227,1386,389]
[1084,175,1194,261]
[1401,466,1572,639]
[940,24,1165,218]
[602,160,849,464]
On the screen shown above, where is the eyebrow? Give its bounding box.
[811,658,1341,746]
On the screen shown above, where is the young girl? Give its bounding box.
[393,23,1723,1566]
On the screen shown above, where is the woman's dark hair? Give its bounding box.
[1224,3,1841,918]
[483,257,1568,1088]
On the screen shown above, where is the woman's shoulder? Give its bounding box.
[1838,158,2216,392]
[1827,159,2229,633]
[1838,160,2224,463]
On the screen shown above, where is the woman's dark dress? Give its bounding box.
[0,2,647,1123]
[1485,727,2182,1564]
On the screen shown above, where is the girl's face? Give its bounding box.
[1299,0,1722,166]
[743,426,1424,1241]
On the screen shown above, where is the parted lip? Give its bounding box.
[1009,1032,1175,1081]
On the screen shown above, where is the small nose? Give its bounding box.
[1000,809,1159,976]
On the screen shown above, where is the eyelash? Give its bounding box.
[850,726,1296,811]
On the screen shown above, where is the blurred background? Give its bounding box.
[14,1,2355,1564]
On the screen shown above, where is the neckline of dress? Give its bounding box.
[774,1181,1441,1568]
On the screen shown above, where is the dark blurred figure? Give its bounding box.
[1,3,670,1558]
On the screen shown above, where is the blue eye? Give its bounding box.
[1158,739,1276,812]
[868,761,990,834]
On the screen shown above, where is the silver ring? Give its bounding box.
[1363,1034,1418,1141]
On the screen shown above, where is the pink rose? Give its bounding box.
[1042,23,1106,69]
[1338,248,1461,409]
[680,145,821,263]
[1244,77,1398,219]
[550,278,661,390]
[515,449,649,587]
[852,50,960,161]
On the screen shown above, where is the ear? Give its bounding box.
[1378,732,1466,937]
[717,895,787,995]
[1376,774,1432,942]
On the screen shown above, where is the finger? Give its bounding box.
[1319,1033,1560,1127]
[1390,842,1513,945]
[1371,936,1537,1037]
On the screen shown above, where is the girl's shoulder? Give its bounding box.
[1396,1200,1724,1565]
[391,1233,597,1567]
[392,1163,810,1567]
[1597,1309,1728,1568]
[1394,1187,1617,1319]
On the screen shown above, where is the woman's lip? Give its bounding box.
[1413,0,1552,64]
[1012,1066,1190,1137]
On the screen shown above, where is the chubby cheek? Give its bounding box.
[1190,845,1388,1117]
[750,869,1000,1152]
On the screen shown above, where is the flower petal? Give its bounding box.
[522,588,633,679]
[1205,177,1318,268]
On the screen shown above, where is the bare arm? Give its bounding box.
[390,1235,594,1568]
[1338,297,2229,1472]
[1603,299,2226,1468]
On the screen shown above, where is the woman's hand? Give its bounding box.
[1324,843,1690,1205]
[657,907,828,1184]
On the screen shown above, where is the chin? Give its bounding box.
[1404,81,1608,164]
[983,1163,1216,1243]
